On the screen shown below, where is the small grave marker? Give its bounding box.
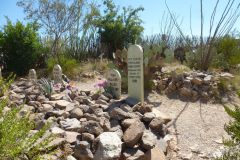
[107,69,121,99]
[28,69,37,81]
[128,44,144,103]
[53,64,62,84]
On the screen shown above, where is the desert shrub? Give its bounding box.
[215,105,240,160]
[0,20,41,75]
[0,77,52,159]
[47,55,78,77]
[214,36,240,70]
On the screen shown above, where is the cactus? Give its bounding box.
[38,78,53,98]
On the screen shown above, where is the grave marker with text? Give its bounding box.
[128,45,144,103]
[107,69,121,99]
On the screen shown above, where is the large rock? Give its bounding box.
[123,120,145,147]
[94,132,122,160]
[141,130,157,150]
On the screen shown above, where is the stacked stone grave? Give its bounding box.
[6,77,172,160]
[153,70,234,102]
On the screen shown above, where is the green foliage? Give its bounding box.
[0,73,15,97]
[47,55,78,77]
[0,20,41,75]
[215,105,240,159]
[38,78,54,98]
[94,0,144,57]
[213,36,240,70]
[0,78,52,159]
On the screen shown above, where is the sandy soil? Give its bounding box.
[147,92,230,160]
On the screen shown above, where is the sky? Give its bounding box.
[0,0,240,36]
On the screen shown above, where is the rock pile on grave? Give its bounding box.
[153,70,234,102]
[6,78,172,160]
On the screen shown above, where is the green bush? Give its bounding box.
[214,35,240,70]
[47,55,78,77]
[215,105,240,159]
[0,76,52,159]
[0,20,41,75]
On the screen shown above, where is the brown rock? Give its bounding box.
[123,120,145,147]
[191,77,203,85]
[55,100,71,109]
[81,120,104,136]
[149,117,164,131]
[70,108,83,119]
[82,133,95,144]
[145,146,166,160]
[121,119,139,129]
[132,104,153,114]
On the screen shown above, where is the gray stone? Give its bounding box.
[94,132,122,160]
[80,120,103,136]
[60,118,81,131]
[141,130,157,150]
[50,126,65,135]
[64,131,80,144]
[125,97,139,106]
[42,103,53,112]
[143,112,156,122]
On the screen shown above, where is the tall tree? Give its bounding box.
[17,0,85,62]
[94,0,144,58]
[0,20,41,75]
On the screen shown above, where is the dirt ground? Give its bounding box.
[147,92,231,160]
[75,75,232,160]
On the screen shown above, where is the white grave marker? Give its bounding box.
[53,64,62,84]
[28,69,37,81]
[107,69,121,99]
[128,44,144,103]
